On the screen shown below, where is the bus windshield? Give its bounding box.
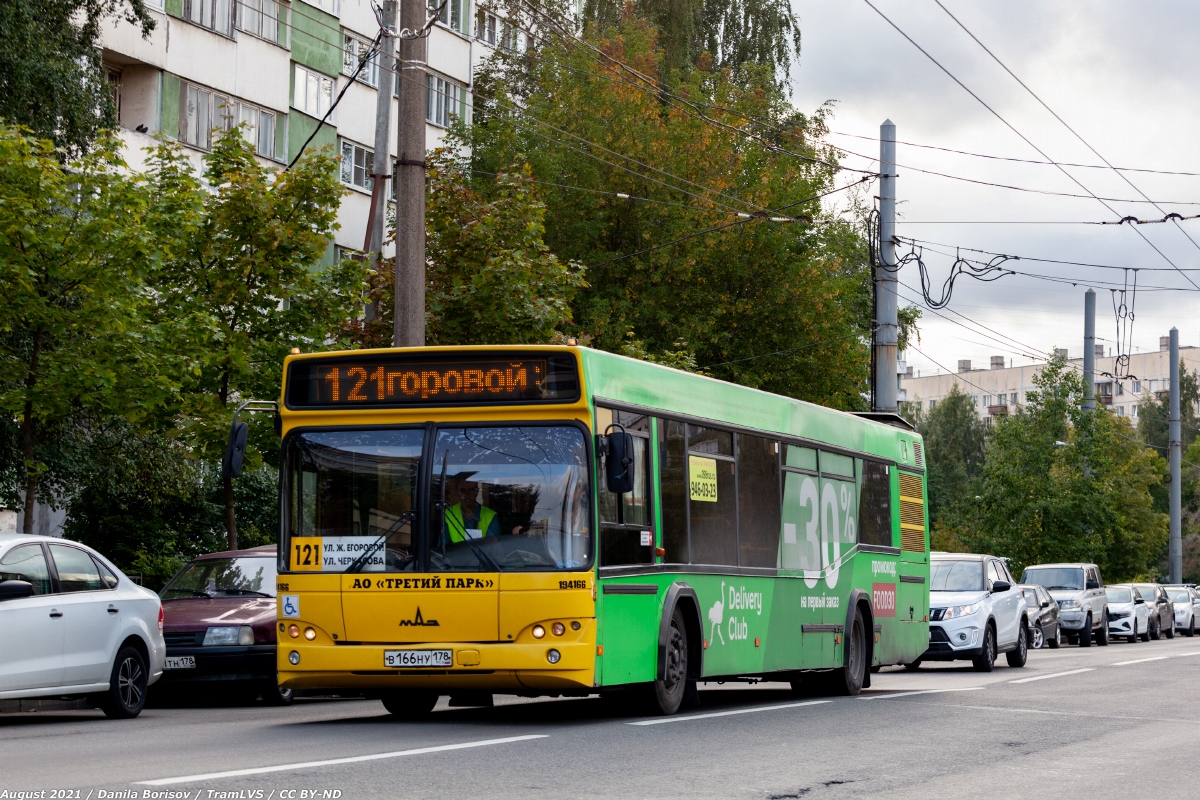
[284,425,591,572]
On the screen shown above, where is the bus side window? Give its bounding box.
[597,407,652,567]
[736,434,780,568]
[858,461,892,548]
[659,419,689,564]
[687,425,737,566]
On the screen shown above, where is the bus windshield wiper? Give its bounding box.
[346,510,416,573]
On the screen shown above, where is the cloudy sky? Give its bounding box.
[789,1,1200,378]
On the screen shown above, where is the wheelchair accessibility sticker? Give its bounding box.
[282,594,300,618]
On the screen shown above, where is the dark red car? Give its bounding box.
[157,545,290,704]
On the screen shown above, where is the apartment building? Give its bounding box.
[901,337,1200,423]
[99,0,517,260]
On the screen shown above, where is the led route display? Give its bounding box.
[285,353,579,408]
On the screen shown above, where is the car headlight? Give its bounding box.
[1059,599,1079,609]
[203,626,255,646]
[942,603,979,620]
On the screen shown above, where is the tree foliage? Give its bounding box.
[465,16,875,407]
[0,127,178,533]
[0,0,155,158]
[954,354,1167,580]
[144,130,367,548]
[912,385,986,528]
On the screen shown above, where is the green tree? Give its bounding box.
[0,126,177,533]
[0,0,155,158]
[1136,364,1198,454]
[145,130,367,549]
[957,353,1167,580]
[913,385,986,528]
[464,16,875,407]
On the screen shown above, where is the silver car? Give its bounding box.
[1165,585,1199,637]
[1020,563,1109,647]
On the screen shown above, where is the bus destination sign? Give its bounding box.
[285,353,580,408]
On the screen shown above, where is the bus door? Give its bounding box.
[595,409,657,685]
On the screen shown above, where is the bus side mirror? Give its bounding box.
[222,421,249,480]
[599,429,635,494]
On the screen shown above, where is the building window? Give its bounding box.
[1116,382,1124,396]
[1132,405,1138,418]
[1010,392,1017,406]
[475,10,497,45]
[185,0,234,36]
[297,0,338,14]
[180,82,277,158]
[343,33,379,87]
[340,140,373,191]
[293,64,335,119]
[426,74,465,128]
[929,399,937,410]
[983,395,992,407]
[429,0,465,33]
[239,0,282,43]
[499,21,522,52]
[1116,406,1124,417]
[1132,380,1141,394]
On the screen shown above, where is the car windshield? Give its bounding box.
[161,557,276,598]
[1106,587,1133,603]
[930,560,984,592]
[284,425,591,573]
[1134,585,1158,602]
[1022,567,1084,591]
[1167,588,1191,604]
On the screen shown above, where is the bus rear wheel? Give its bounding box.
[381,690,439,720]
[826,608,867,696]
[649,607,689,715]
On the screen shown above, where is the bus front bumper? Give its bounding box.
[277,641,596,692]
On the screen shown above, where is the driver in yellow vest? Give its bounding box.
[444,477,501,543]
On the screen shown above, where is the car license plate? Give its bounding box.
[384,649,452,668]
[165,656,196,670]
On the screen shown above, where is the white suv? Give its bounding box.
[917,553,1029,672]
[0,534,165,718]
[1021,563,1109,647]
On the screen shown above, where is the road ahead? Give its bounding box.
[4,635,1200,800]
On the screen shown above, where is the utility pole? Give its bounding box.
[874,120,898,413]
[1082,289,1096,411]
[1170,327,1182,583]
[394,0,427,347]
[363,0,396,288]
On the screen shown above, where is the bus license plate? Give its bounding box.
[384,650,452,668]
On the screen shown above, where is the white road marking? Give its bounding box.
[1111,656,1169,666]
[627,700,831,726]
[134,735,549,786]
[1009,668,1093,684]
[858,687,984,700]
[1173,651,1200,657]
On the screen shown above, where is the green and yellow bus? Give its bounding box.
[269,345,930,716]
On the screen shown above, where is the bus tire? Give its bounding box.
[649,606,688,715]
[827,607,867,696]
[380,690,438,720]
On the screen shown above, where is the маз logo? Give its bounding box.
[398,607,440,627]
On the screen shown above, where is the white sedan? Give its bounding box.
[1106,584,1152,643]
[0,533,165,717]
[1165,585,1199,637]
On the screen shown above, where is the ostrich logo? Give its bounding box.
[708,581,726,645]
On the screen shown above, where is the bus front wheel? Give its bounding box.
[381,690,439,720]
[649,606,689,715]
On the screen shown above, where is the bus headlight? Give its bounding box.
[304,627,317,641]
[288,650,301,665]
[532,625,546,639]
[551,622,565,636]
[546,649,561,664]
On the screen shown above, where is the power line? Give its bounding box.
[860,0,1200,290]
[823,129,1200,178]
[896,235,1200,272]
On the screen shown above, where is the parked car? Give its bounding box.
[1021,584,1061,649]
[1020,563,1109,647]
[1133,583,1174,640]
[920,553,1029,672]
[0,533,165,718]
[1105,585,1151,643]
[1164,585,1199,637]
[158,545,290,704]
